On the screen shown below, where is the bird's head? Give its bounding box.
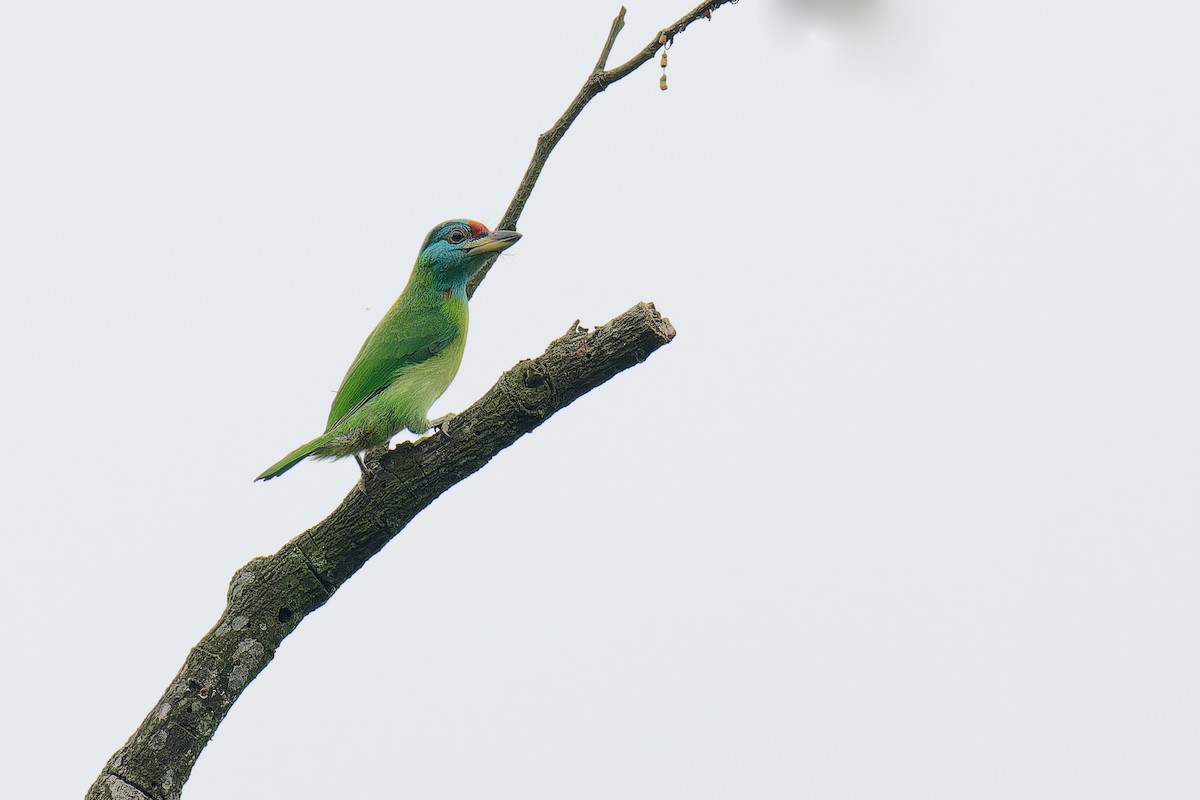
[416,219,522,292]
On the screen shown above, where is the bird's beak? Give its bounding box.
[461,229,522,256]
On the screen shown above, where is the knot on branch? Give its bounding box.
[502,360,554,419]
[101,775,152,800]
[227,556,269,604]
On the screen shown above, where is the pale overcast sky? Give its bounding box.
[3,1,1199,798]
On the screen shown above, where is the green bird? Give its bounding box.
[256,219,521,481]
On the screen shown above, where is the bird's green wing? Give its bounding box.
[324,306,457,432]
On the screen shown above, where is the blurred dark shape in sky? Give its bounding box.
[777,0,887,31]
[772,0,894,54]
[780,0,882,20]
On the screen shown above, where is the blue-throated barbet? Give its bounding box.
[256,219,521,481]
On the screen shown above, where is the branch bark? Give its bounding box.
[87,303,676,800]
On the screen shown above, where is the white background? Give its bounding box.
[2,1,1198,797]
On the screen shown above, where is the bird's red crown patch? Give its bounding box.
[468,220,490,238]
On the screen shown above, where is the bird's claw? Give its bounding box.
[429,412,458,436]
[356,446,388,477]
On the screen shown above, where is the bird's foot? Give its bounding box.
[355,446,388,476]
[429,412,458,437]
[355,447,390,499]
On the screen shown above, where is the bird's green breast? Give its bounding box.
[375,294,468,434]
[391,303,467,430]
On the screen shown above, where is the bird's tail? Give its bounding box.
[255,434,332,481]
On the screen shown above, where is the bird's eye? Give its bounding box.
[446,228,467,244]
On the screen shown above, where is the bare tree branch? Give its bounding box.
[87,2,742,796]
[594,6,628,73]
[467,0,739,297]
[86,303,676,800]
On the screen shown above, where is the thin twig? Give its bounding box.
[594,6,628,72]
[467,0,739,297]
[604,0,733,82]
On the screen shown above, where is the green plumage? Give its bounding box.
[256,219,520,481]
